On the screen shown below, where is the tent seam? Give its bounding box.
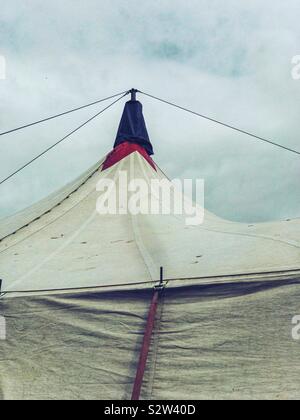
[0,162,105,246]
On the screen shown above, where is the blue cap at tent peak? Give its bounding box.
[114,99,154,156]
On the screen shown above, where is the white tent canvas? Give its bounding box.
[0,99,299,400]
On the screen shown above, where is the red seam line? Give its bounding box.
[131,290,159,400]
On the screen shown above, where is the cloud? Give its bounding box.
[0,0,299,222]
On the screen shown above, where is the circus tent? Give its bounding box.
[0,95,300,400]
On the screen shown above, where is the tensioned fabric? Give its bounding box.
[0,151,299,296]
[0,145,300,400]
[102,141,156,171]
[1,280,300,400]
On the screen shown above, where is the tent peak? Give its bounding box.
[129,88,138,101]
[114,94,154,156]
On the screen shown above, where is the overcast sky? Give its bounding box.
[0,0,299,222]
